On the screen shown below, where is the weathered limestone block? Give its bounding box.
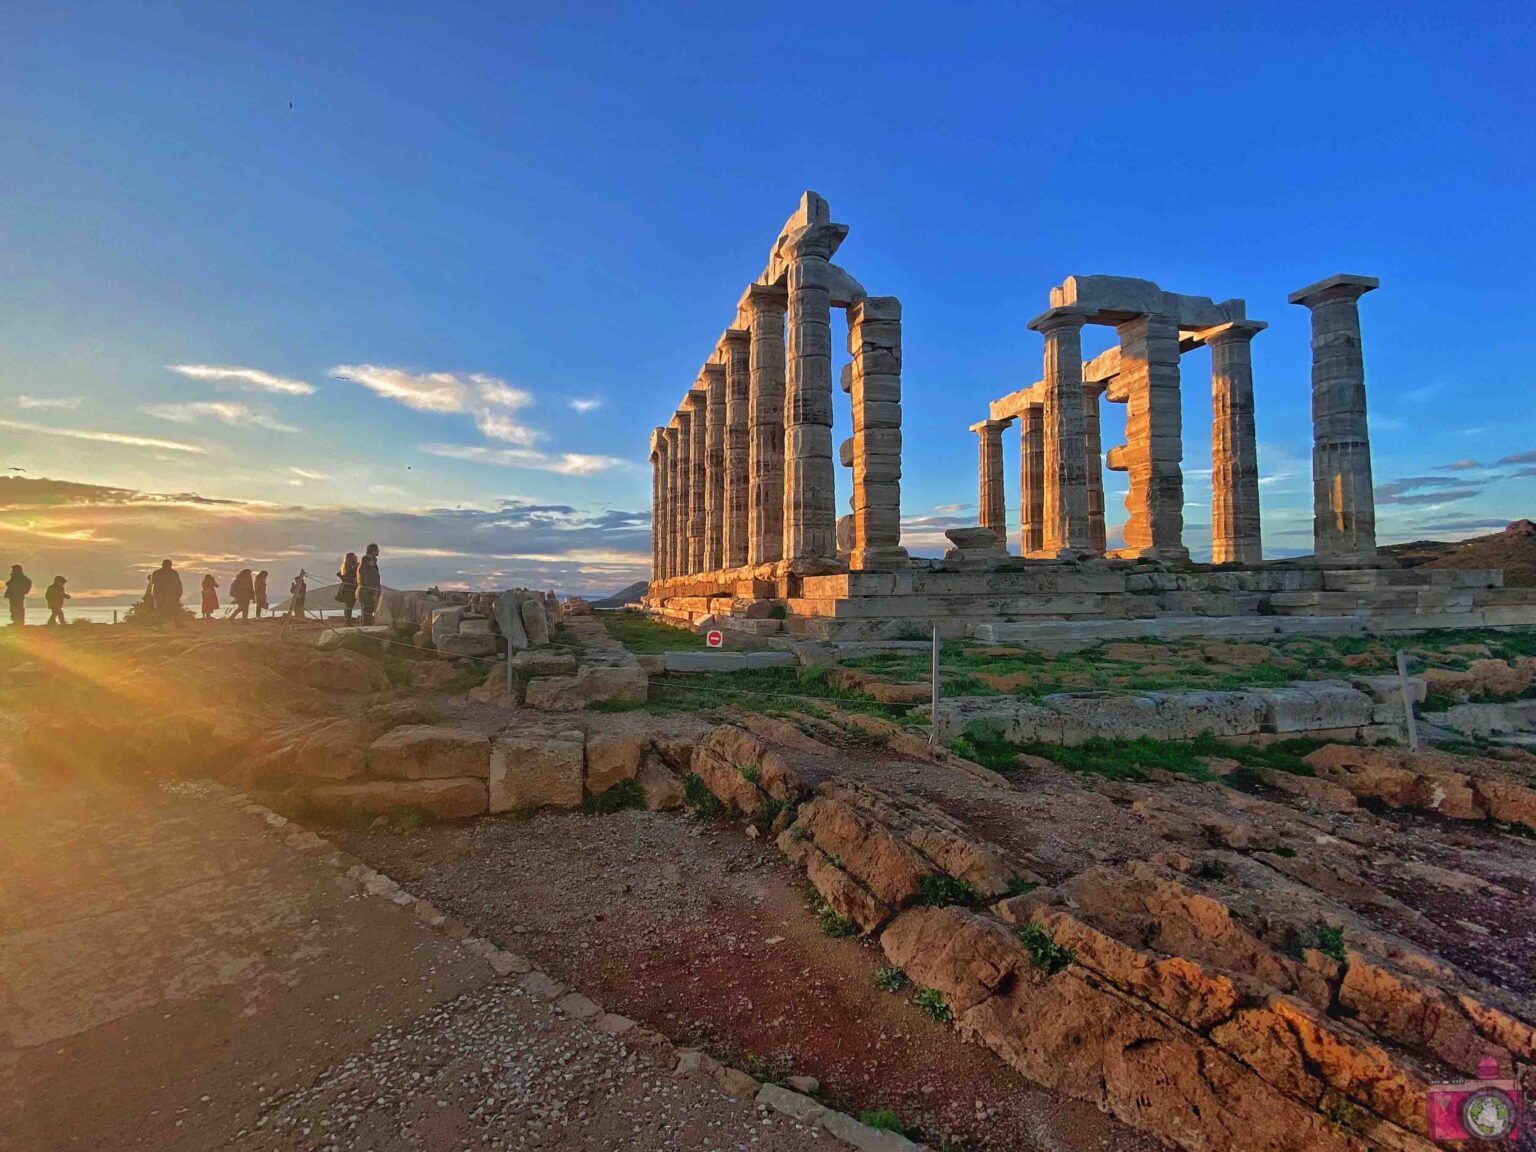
[458,616,493,635]
[510,649,577,676]
[291,717,377,781]
[308,778,488,821]
[1255,682,1374,733]
[429,607,466,649]
[636,754,685,810]
[288,649,392,693]
[805,844,891,934]
[488,729,585,812]
[1029,309,1091,554]
[520,598,550,646]
[692,724,807,804]
[1205,321,1266,565]
[436,632,497,658]
[524,663,648,711]
[497,590,530,650]
[316,625,394,654]
[585,734,641,795]
[366,725,493,780]
[796,794,934,906]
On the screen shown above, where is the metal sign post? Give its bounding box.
[929,623,940,746]
[1397,650,1420,751]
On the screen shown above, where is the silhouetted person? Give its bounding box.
[254,570,269,618]
[45,576,69,626]
[289,569,307,618]
[200,574,219,620]
[359,543,381,626]
[150,560,183,626]
[336,552,359,623]
[6,564,31,626]
[230,568,254,621]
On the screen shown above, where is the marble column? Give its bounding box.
[745,284,787,567]
[782,221,847,570]
[702,363,726,572]
[1115,313,1189,562]
[722,328,752,569]
[685,389,707,575]
[1289,274,1380,561]
[650,428,665,581]
[847,296,909,571]
[663,422,682,579]
[1083,382,1106,554]
[971,418,1007,549]
[1203,320,1267,565]
[1020,407,1044,554]
[1029,308,1092,554]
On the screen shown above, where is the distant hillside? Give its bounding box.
[1382,519,1536,587]
[589,580,648,609]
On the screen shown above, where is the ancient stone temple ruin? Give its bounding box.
[645,194,1536,640]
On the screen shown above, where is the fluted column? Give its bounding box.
[1020,407,1044,554]
[664,422,682,579]
[1082,382,1106,554]
[1290,274,1379,561]
[1115,313,1189,562]
[684,389,706,574]
[847,296,909,571]
[702,363,726,572]
[722,328,752,569]
[971,418,1007,549]
[745,285,787,567]
[1029,309,1092,554]
[650,428,665,581]
[1203,320,1267,565]
[782,222,847,570]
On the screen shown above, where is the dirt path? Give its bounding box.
[329,809,1161,1152]
[0,776,836,1152]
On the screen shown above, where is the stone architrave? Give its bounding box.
[649,428,665,581]
[1083,382,1107,554]
[971,418,1007,549]
[722,328,752,568]
[1289,274,1380,561]
[702,362,726,573]
[1029,308,1091,554]
[1202,320,1267,565]
[847,296,909,571]
[1019,406,1045,554]
[781,219,847,569]
[745,284,788,567]
[673,409,693,576]
[1114,313,1189,562]
[684,389,707,575]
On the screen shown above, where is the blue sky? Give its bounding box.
[3,2,1534,598]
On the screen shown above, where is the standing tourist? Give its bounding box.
[230,568,254,621]
[358,542,382,626]
[150,560,184,626]
[200,573,220,620]
[45,576,70,625]
[6,564,31,626]
[254,570,270,618]
[289,569,308,619]
[336,552,359,623]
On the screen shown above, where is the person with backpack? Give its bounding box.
[6,565,32,626]
[229,569,255,621]
[358,543,382,626]
[254,570,270,618]
[150,559,184,626]
[336,552,359,623]
[289,570,308,618]
[45,576,70,625]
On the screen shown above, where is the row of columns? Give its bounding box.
[649,210,908,582]
[972,274,1379,565]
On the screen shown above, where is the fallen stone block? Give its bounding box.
[292,717,377,781]
[585,734,642,795]
[488,729,585,812]
[436,632,498,659]
[664,651,747,673]
[524,663,648,711]
[316,625,394,654]
[1256,681,1374,733]
[636,756,684,810]
[510,649,578,676]
[429,606,466,649]
[366,725,492,780]
[307,778,488,821]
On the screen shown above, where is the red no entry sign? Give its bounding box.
[706,629,724,648]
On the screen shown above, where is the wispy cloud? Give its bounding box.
[170,364,315,396]
[16,395,81,411]
[1496,450,1536,466]
[1404,383,1442,403]
[0,417,206,454]
[1435,459,1482,472]
[1375,474,1482,506]
[333,365,541,447]
[1411,518,1510,534]
[289,467,330,481]
[143,401,299,433]
[568,397,603,414]
[422,443,627,476]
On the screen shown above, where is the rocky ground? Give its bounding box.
[4,616,1536,1151]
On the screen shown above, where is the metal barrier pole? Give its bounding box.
[1397,650,1420,751]
[929,622,940,746]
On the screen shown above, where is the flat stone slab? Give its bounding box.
[663,650,796,673]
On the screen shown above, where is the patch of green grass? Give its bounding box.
[581,778,645,815]
[585,697,649,713]
[1017,921,1075,974]
[872,965,909,992]
[912,986,952,1023]
[859,1108,907,1134]
[1271,845,1297,858]
[816,902,859,938]
[1012,736,1215,782]
[1322,1098,1367,1134]
[1004,876,1038,898]
[751,798,786,836]
[1317,925,1347,962]
[599,612,710,653]
[738,763,761,783]
[681,771,727,818]
[918,872,982,908]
